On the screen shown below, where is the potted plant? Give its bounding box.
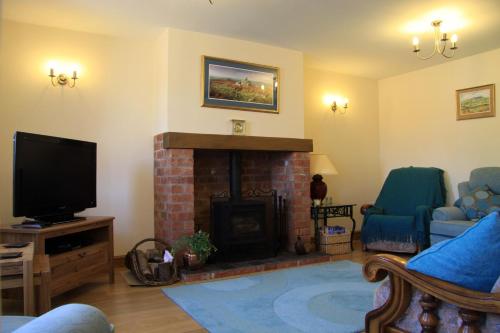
[173,231,217,270]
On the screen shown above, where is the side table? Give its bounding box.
[311,204,357,252]
[0,242,34,315]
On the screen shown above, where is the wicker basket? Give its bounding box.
[125,238,179,286]
[320,232,351,255]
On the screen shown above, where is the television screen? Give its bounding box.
[13,132,96,220]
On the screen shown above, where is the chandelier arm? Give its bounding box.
[439,42,448,55]
[50,76,58,87]
[439,41,456,59]
[434,25,442,55]
[415,46,438,60]
[441,48,456,59]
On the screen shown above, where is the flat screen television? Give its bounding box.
[13,132,96,223]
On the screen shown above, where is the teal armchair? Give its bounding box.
[361,167,446,253]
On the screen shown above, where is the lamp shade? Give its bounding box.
[310,154,338,175]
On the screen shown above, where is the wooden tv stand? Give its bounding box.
[0,216,114,308]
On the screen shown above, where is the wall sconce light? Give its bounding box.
[49,68,78,87]
[46,61,80,88]
[323,95,349,114]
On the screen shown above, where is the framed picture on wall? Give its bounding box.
[456,84,496,120]
[201,56,279,113]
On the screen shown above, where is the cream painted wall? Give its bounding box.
[154,29,169,134]
[304,67,381,230]
[164,28,304,138]
[0,20,157,255]
[379,48,500,204]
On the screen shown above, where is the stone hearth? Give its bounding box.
[154,132,313,253]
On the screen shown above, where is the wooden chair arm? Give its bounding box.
[364,254,500,332]
[363,254,500,314]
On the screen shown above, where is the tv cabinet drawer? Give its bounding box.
[49,242,109,296]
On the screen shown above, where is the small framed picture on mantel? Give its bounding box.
[456,84,496,120]
[201,56,279,113]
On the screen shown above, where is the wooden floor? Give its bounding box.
[4,242,380,333]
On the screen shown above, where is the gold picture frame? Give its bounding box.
[456,84,496,120]
[231,119,246,135]
[201,56,280,113]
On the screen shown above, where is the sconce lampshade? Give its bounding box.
[309,154,338,202]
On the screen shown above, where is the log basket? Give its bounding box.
[125,238,179,286]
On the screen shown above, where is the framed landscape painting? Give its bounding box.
[456,84,496,120]
[201,56,279,113]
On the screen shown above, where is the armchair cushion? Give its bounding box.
[429,220,475,238]
[374,280,465,332]
[374,279,500,332]
[460,185,500,220]
[432,206,466,221]
[407,211,500,292]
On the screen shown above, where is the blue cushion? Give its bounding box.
[407,211,500,292]
[460,185,499,220]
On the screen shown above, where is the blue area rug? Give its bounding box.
[163,261,380,333]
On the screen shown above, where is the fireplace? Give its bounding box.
[153,132,312,256]
[210,152,282,262]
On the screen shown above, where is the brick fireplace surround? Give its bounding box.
[154,132,313,253]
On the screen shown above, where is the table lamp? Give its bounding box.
[309,154,338,206]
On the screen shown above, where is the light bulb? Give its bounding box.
[451,34,458,43]
[412,36,420,46]
[323,95,335,107]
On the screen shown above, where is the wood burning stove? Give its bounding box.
[210,151,285,262]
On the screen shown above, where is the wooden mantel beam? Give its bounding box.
[162,132,313,152]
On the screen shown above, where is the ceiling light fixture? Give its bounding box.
[412,20,458,60]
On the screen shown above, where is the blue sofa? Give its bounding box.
[1,304,114,333]
[430,167,500,245]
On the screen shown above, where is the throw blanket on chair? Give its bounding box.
[362,167,446,249]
